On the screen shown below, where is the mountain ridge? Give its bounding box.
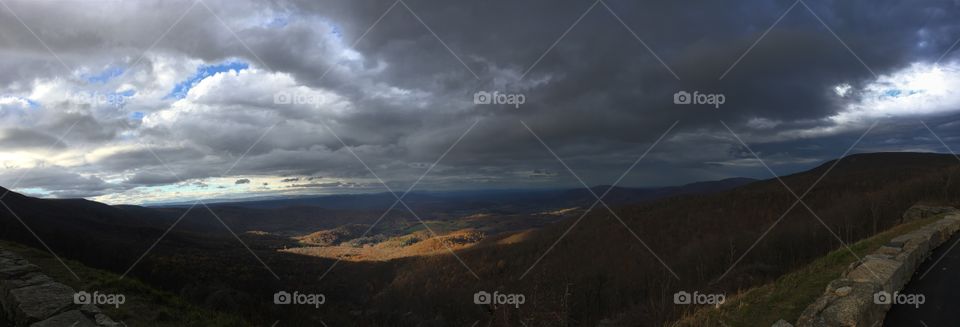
[0,152,957,326]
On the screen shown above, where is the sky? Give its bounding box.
[0,0,959,205]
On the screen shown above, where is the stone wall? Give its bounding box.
[794,209,960,327]
[902,204,957,222]
[0,249,118,327]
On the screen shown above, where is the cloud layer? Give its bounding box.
[1,0,959,204]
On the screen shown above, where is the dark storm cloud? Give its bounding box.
[235,178,251,184]
[124,172,183,186]
[1,0,959,202]
[46,112,129,143]
[95,146,208,172]
[239,1,949,170]
[0,167,117,198]
[284,0,960,185]
[287,0,955,124]
[0,128,65,150]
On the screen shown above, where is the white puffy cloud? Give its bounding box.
[832,62,960,124]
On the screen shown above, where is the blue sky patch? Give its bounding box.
[330,24,342,39]
[266,16,290,28]
[110,89,136,108]
[1,96,39,109]
[166,61,249,99]
[85,67,124,84]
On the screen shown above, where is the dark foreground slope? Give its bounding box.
[353,152,960,326]
[0,153,957,326]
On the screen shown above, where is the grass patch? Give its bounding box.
[672,216,943,327]
[0,240,247,327]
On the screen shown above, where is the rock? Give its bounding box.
[927,218,960,246]
[0,247,119,326]
[846,256,907,290]
[0,264,41,279]
[799,210,960,327]
[819,281,883,326]
[7,282,76,325]
[834,286,852,297]
[876,246,902,256]
[897,231,933,257]
[0,272,56,319]
[94,313,121,326]
[864,253,894,260]
[29,310,96,327]
[772,319,794,327]
[944,214,960,225]
[0,257,26,267]
[890,231,932,252]
[79,304,101,315]
[902,205,957,222]
[1,273,53,292]
[0,251,22,260]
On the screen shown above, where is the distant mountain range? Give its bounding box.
[157,177,758,211]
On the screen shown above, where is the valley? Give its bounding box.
[0,153,958,326]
